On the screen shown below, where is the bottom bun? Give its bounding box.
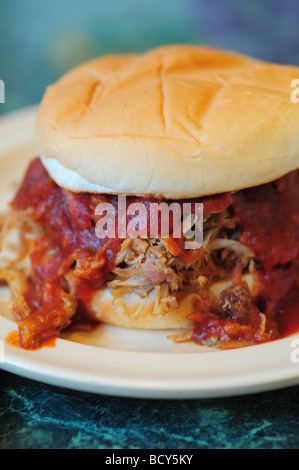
[88,274,258,330]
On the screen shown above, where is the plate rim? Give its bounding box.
[2,312,299,399]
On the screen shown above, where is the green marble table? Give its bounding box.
[1,369,299,449]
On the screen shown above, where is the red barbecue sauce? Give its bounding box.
[8,158,299,349]
[6,329,57,350]
[232,171,299,343]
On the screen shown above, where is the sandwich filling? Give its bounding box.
[0,158,298,349]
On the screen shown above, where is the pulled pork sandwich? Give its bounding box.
[0,45,298,350]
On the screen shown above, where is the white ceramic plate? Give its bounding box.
[1,107,299,399]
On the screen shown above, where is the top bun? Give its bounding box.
[36,44,299,198]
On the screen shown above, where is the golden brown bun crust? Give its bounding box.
[36,44,299,198]
[87,274,258,330]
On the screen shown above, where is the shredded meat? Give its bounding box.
[108,207,254,300]
[17,278,77,349]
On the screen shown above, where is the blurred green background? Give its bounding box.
[1,0,299,115]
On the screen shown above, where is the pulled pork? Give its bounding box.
[0,158,298,349]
